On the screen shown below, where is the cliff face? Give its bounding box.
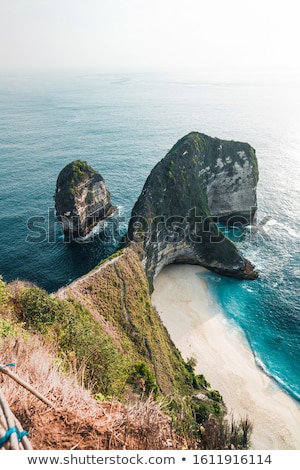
[203,136,258,224]
[55,160,116,238]
[57,247,198,397]
[126,132,259,287]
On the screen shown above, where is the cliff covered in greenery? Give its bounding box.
[0,260,252,449]
[126,132,258,288]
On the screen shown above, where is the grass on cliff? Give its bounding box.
[65,248,202,398]
[0,315,182,450]
[57,160,95,188]
[15,285,128,397]
[55,160,97,204]
[0,267,252,450]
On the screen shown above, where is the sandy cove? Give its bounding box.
[151,264,300,450]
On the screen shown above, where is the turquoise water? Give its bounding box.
[0,70,300,402]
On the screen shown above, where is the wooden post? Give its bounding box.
[0,398,10,450]
[0,365,55,408]
[0,389,19,450]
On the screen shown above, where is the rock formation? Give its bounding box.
[125,132,259,288]
[55,160,116,238]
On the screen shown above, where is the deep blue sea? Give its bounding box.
[0,70,299,403]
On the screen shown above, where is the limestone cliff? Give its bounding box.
[125,132,258,287]
[55,160,116,238]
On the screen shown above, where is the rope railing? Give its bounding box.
[0,388,32,450]
[0,362,55,450]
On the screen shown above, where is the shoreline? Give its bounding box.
[151,264,300,450]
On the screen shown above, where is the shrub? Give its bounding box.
[207,389,223,403]
[0,317,23,338]
[0,275,10,307]
[18,287,62,333]
[184,357,211,390]
[55,299,129,397]
[16,286,129,397]
[199,415,253,450]
[128,361,159,397]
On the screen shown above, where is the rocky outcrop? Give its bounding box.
[125,132,259,288]
[204,137,258,224]
[55,160,116,238]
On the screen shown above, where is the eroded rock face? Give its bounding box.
[55,160,115,238]
[204,140,258,224]
[126,132,259,288]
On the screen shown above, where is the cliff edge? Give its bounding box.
[126,132,258,287]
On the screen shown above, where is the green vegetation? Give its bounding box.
[128,361,159,397]
[0,249,252,449]
[0,316,24,339]
[57,160,95,193]
[127,131,258,288]
[55,160,97,214]
[0,275,10,306]
[0,132,258,449]
[15,286,128,396]
[167,131,258,182]
[1,252,205,402]
[67,248,201,397]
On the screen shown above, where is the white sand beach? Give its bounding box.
[151,264,300,450]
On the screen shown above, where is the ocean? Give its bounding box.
[0,70,299,403]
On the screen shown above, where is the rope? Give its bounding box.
[0,373,33,450]
[0,426,28,448]
[0,363,15,370]
[0,360,54,449]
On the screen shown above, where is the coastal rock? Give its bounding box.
[126,132,259,287]
[55,160,116,238]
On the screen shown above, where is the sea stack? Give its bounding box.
[126,132,259,288]
[55,160,116,238]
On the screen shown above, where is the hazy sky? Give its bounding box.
[0,0,299,76]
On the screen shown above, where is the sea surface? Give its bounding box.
[0,70,300,402]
